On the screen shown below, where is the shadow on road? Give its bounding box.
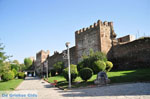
[56,83,150,97]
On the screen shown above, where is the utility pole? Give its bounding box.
[65,42,71,88]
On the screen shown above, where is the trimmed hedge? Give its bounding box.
[106,61,113,72]
[63,64,78,82]
[93,60,106,74]
[77,51,107,74]
[2,71,15,81]
[79,68,93,81]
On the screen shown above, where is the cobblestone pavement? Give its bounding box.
[14,77,150,99]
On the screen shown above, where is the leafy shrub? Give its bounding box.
[2,71,15,81]
[90,51,107,62]
[11,64,20,71]
[12,69,18,77]
[53,62,64,74]
[77,61,85,72]
[63,64,78,82]
[49,72,51,77]
[24,58,33,70]
[18,72,26,79]
[106,61,113,72]
[50,69,56,76]
[77,58,94,72]
[79,68,93,81]
[77,50,107,73]
[93,60,106,74]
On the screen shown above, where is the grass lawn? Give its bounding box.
[48,68,150,89]
[0,79,23,91]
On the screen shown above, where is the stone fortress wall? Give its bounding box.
[110,37,150,70]
[35,50,50,75]
[33,20,150,75]
[75,20,116,62]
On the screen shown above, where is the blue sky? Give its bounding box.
[0,0,149,63]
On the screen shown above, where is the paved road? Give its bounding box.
[13,77,150,99]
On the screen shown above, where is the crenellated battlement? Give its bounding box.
[75,20,113,35]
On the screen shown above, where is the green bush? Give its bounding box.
[50,69,56,76]
[93,60,106,74]
[53,62,64,75]
[79,68,93,81]
[106,61,113,72]
[77,61,85,72]
[49,72,51,77]
[11,64,20,71]
[2,71,15,81]
[24,58,33,70]
[63,64,78,82]
[77,50,107,73]
[18,72,25,79]
[12,69,18,77]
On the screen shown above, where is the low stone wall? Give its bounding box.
[110,37,150,70]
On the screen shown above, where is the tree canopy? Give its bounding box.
[0,43,9,76]
[24,58,33,70]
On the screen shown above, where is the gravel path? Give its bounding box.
[13,77,150,99]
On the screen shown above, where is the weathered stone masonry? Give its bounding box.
[35,50,49,75]
[75,20,116,63]
[48,46,76,70]
[33,19,150,75]
[110,37,150,70]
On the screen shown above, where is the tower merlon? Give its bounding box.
[103,21,108,26]
[75,20,113,35]
[108,22,113,26]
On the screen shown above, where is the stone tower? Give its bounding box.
[35,50,50,75]
[75,20,116,62]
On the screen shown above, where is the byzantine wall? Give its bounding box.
[110,37,150,70]
[75,20,116,62]
[99,21,116,54]
[48,46,77,71]
[35,50,49,75]
[33,19,150,75]
[75,22,100,62]
[48,51,64,70]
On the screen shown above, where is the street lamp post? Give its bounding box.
[46,60,48,80]
[65,42,71,88]
[44,60,48,80]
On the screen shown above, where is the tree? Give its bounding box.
[63,64,78,82]
[53,61,64,74]
[11,64,20,71]
[77,49,107,73]
[0,43,9,76]
[20,64,26,71]
[24,58,33,70]
[11,60,20,71]
[12,60,19,65]
[0,62,11,76]
[0,43,7,65]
